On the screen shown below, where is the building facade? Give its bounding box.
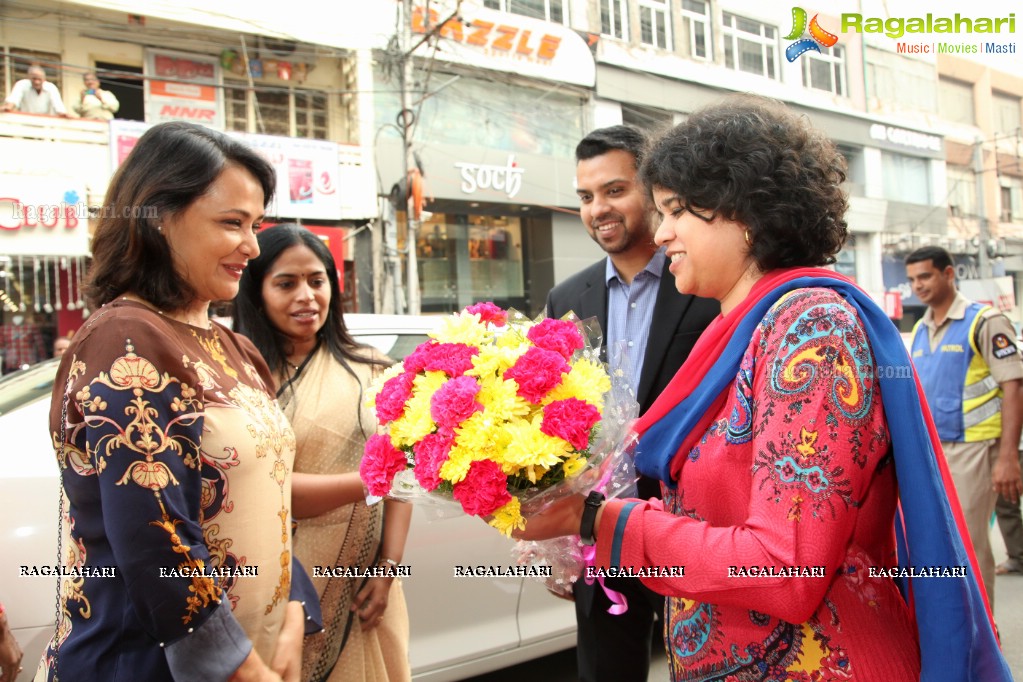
[0,0,379,371]
[2,0,1020,365]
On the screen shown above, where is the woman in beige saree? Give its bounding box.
[234,224,412,682]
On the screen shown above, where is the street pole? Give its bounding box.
[401,0,421,314]
[973,136,991,279]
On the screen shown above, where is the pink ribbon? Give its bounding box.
[582,544,628,615]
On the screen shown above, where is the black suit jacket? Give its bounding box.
[545,258,719,499]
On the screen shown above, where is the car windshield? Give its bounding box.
[356,334,427,362]
[0,358,59,416]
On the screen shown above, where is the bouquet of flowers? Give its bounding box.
[360,302,637,538]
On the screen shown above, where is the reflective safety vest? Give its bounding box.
[911,303,1002,442]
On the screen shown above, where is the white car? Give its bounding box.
[0,314,575,682]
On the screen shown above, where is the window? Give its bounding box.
[881,151,930,205]
[621,103,674,133]
[374,70,585,158]
[937,77,975,125]
[837,145,865,196]
[802,44,846,96]
[638,0,671,50]
[484,0,565,23]
[835,234,857,281]
[722,13,778,80]
[2,48,63,94]
[294,91,328,139]
[993,91,1022,136]
[681,0,712,60]
[224,83,329,140]
[1000,177,1023,222]
[407,211,527,313]
[225,86,248,132]
[946,165,976,218]
[601,0,628,40]
[866,49,937,114]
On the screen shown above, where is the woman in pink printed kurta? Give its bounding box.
[608,288,920,680]
[515,96,989,682]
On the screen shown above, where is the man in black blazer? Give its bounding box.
[546,125,718,682]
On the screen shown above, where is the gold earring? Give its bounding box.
[744,229,751,247]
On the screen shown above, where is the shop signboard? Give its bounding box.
[0,176,89,256]
[371,2,596,87]
[145,48,225,130]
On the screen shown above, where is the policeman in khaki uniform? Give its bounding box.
[905,246,1023,608]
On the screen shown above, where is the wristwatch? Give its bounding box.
[579,491,605,546]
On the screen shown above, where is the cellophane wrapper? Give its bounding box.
[360,303,639,545]
[511,359,640,597]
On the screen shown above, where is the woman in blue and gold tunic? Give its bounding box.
[41,122,310,682]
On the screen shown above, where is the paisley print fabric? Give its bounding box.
[40,300,295,681]
[627,289,921,681]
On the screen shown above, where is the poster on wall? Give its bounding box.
[144,49,225,130]
[106,125,344,220]
[109,119,153,168]
[233,133,342,220]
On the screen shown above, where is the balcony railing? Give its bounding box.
[0,112,110,145]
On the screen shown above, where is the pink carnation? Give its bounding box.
[413,430,454,491]
[404,341,478,377]
[464,302,508,327]
[360,434,407,496]
[541,398,601,451]
[375,371,415,423]
[431,375,484,428]
[504,347,569,403]
[527,318,584,361]
[452,459,511,517]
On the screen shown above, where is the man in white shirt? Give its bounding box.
[3,64,67,116]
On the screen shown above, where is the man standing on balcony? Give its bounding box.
[546,125,718,682]
[2,64,67,116]
[905,245,1023,609]
[74,72,119,120]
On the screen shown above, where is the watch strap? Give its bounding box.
[579,491,605,546]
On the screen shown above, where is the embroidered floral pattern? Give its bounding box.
[45,306,295,679]
[660,289,912,681]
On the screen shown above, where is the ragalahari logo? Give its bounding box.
[785,7,839,62]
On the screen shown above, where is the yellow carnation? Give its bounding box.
[431,312,491,347]
[439,443,476,483]
[470,343,528,380]
[388,371,445,447]
[476,375,531,422]
[388,405,435,448]
[544,357,610,408]
[488,497,525,537]
[501,419,570,480]
[452,412,507,463]
[413,370,448,397]
[562,456,587,479]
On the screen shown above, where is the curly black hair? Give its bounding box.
[640,95,848,270]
